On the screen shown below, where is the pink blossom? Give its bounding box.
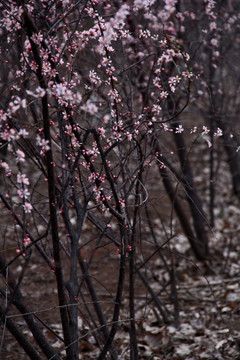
[126,132,132,141]
[210,22,217,31]
[26,87,46,98]
[36,135,50,151]
[18,129,29,137]
[160,91,168,99]
[210,38,218,47]
[182,71,193,79]
[23,203,33,214]
[31,32,43,45]
[81,101,98,115]
[214,128,223,137]
[175,125,184,134]
[17,173,30,186]
[202,126,210,135]
[89,70,101,85]
[119,198,125,207]
[0,162,10,170]
[17,188,30,199]
[190,126,198,134]
[16,149,25,162]
[98,127,106,138]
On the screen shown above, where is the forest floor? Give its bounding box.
[1,139,240,359]
[80,197,240,360]
[2,193,240,360]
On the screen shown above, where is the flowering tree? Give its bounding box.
[0,0,240,359]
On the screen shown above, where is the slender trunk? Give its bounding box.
[172,126,209,258]
[0,254,61,360]
[97,247,125,360]
[0,304,42,360]
[159,164,207,260]
[77,251,119,360]
[216,117,240,196]
[129,211,139,359]
[22,10,73,357]
[136,270,170,324]
[209,116,215,227]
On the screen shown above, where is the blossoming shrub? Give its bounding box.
[0,1,240,359]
